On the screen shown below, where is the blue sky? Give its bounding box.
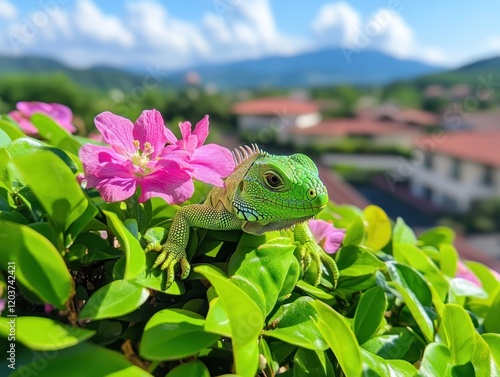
[0,0,499,70]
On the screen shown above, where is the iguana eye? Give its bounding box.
[265,172,282,188]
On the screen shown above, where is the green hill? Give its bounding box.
[0,55,147,91]
[412,56,500,88]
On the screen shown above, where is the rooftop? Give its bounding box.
[232,98,319,116]
[423,130,500,167]
[291,118,417,136]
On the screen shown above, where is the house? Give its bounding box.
[372,105,439,127]
[233,97,430,147]
[232,97,321,133]
[289,118,420,148]
[410,131,500,212]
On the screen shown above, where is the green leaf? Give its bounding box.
[361,330,415,360]
[483,333,500,371]
[140,309,219,361]
[30,113,72,145]
[0,128,11,148]
[392,217,416,245]
[336,245,386,277]
[0,220,73,309]
[393,243,449,301]
[484,288,500,333]
[13,150,88,235]
[0,118,25,140]
[195,264,263,377]
[387,263,434,343]
[418,226,455,248]
[228,234,296,316]
[0,316,95,351]
[113,254,185,295]
[353,286,386,345]
[293,348,334,377]
[439,244,458,277]
[312,299,363,377]
[79,280,149,320]
[166,360,210,377]
[465,261,500,294]
[10,341,152,377]
[263,297,328,351]
[471,332,493,377]
[363,205,391,251]
[417,343,453,377]
[205,297,232,338]
[103,210,146,279]
[342,216,365,246]
[8,137,78,173]
[361,349,416,376]
[438,304,476,365]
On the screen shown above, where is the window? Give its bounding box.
[450,158,461,180]
[483,165,494,186]
[424,154,433,169]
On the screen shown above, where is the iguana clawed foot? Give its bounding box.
[299,240,340,288]
[147,241,191,287]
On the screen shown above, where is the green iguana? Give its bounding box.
[147,145,339,288]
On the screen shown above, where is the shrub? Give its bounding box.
[1,110,500,376]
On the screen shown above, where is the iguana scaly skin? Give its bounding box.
[147,145,340,288]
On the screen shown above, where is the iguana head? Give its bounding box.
[229,146,328,228]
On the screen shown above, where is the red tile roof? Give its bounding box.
[232,98,319,115]
[423,131,500,167]
[291,118,416,136]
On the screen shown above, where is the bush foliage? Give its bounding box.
[1,112,500,377]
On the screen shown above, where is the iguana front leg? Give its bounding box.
[147,204,241,287]
[294,223,340,288]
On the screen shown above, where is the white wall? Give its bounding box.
[410,153,500,212]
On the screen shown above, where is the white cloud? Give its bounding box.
[126,0,210,63]
[312,2,361,46]
[0,0,447,69]
[487,36,500,51]
[0,0,17,20]
[311,3,447,65]
[202,0,305,61]
[365,10,415,58]
[74,0,134,47]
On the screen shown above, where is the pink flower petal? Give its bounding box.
[9,110,38,134]
[308,219,345,254]
[192,115,209,147]
[190,144,235,186]
[456,260,482,287]
[96,175,137,202]
[94,111,135,157]
[91,162,137,202]
[49,103,75,132]
[133,109,167,159]
[179,120,192,141]
[138,163,194,204]
[164,127,178,145]
[17,101,52,116]
[79,144,131,190]
[16,102,75,133]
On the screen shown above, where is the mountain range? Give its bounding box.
[0,48,491,91]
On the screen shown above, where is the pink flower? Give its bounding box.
[79,110,194,204]
[163,115,235,187]
[9,101,76,135]
[456,260,482,287]
[309,219,345,254]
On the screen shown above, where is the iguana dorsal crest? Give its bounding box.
[231,144,264,166]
